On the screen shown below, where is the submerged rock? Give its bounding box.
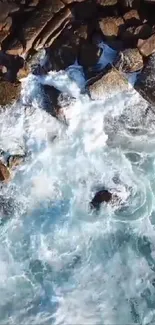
[135,52,155,105]
[114,48,143,72]
[0,161,11,183]
[0,195,15,224]
[90,189,112,210]
[87,65,129,100]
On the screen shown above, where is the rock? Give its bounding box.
[0,80,21,106]
[99,16,124,38]
[114,48,143,72]
[90,189,112,210]
[28,0,40,6]
[87,65,129,100]
[10,0,66,56]
[78,41,102,67]
[120,24,152,47]
[137,34,155,57]
[34,8,72,50]
[97,0,118,5]
[123,9,140,26]
[17,63,30,79]
[7,155,26,169]
[0,51,24,82]
[0,161,11,183]
[72,0,97,20]
[133,24,152,39]
[135,53,155,105]
[43,84,75,118]
[0,2,19,32]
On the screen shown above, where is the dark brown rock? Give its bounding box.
[123,9,140,26]
[137,34,155,57]
[0,161,11,183]
[114,48,143,72]
[133,24,152,39]
[78,41,102,67]
[90,189,112,210]
[135,52,155,105]
[72,0,97,20]
[87,65,129,100]
[99,16,124,38]
[0,51,24,82]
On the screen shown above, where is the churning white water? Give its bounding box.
[1,57,155,325]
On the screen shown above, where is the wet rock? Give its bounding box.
[17,63,30,79]
[0,80,21,106]
[0,161,11,183]
[137,34,155,57]
[99,16,124,38]
[73,0,97,20]
[133,24,152,39]
[114,48,143,72]
[0,51,24,82]
[135,52,155,105]
[120,24,152,47]
[78,41,102,67]
[43,84,75,118]
[7,155,26,169]
[31,63,47,76]
[123,9,140,26]
[87,65,129,100]
[90,189,112,210]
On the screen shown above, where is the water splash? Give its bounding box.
[0,61,155,325]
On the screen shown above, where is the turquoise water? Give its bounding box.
[0,66,155,324]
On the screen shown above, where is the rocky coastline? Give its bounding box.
[0,0,155,208]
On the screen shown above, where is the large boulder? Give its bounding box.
[135,53,155,105]
[87,65,129,100]
[114,48,143,72]
[4,0,71,56]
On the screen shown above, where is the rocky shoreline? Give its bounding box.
[0,0,155,208]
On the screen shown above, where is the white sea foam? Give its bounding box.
[0,60,155,325]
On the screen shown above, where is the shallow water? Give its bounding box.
[0,61,155,325]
